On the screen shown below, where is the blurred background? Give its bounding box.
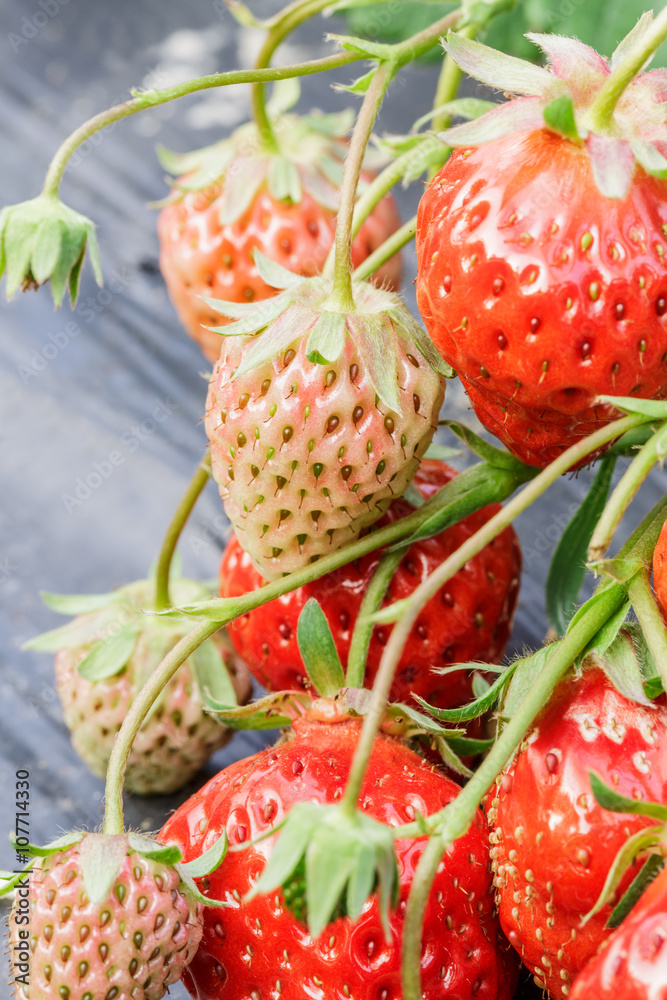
[1,2,666,997]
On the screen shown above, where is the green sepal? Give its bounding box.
[179,831,228,879]
[402,483,425,509]
[0,194,102,306]
[203,690,309,729]
[296,599,346,698]
[305,311,348,365]
[608,854,665,928]
[333,68,377,95]
[76,622,141,681]
[231,306,309,380]
[588,629,653,707]
[80,833,128,905]
[411,97,497,134]
[577,598,631,662]
[40,590,120,616]
[127,833,183,865]
[192,639,238,708]
[423,444,462,462]
[415,662,516,723]
[268,156,302,203]
[543,94,580,142]
[9,830,84,858]
[598,395,667,420]
[606,424,655,458]
[328,33,396,62]
[440,420,525,471]
[202,294,289,334]
[0,865,37,897]
[626,623,665,699]
[589,557,642,586]
[253,249,303,290]
[581,823,663,926]
[546,457,616,635]
[589,771,667,823]
[176,867,230,908]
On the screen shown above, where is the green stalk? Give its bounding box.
[400,493,667,1000]
[103,619,219,835]
[586,6,667,131]
[426,24,476,180]
[41,53,359,197]
[627,568,667,691]
[345,548,405,689]
[352,214,416,283]
[154,452,212,612]
[588,421,666,562]
[251,0,334,151]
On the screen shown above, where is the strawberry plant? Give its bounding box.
[4,3,667,1000]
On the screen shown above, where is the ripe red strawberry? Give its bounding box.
[160,712,518,1000]
[219,459,521,709]
[416,26,667,468]
[488,664,667,996]
[653,518,667,617]
[5,832,206,1000]
[157,103,402,363]
[26,578,251,795]
[204,258,447,580]
[568,863,667,999]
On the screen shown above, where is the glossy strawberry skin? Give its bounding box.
[568,864,667,1000]
[653,519,667,618]
[159,180,402,363]
[488,667,667,997]
[160,715,518,1000]
[416,130,667,468]
[219,460,521,709]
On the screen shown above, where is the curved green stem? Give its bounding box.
[426,24,476,180]
[103,619,219,835]
[352,214,416,283]
[251,0,334,151]
[588,421,665,562]
[154,452,212,611]
[346,548,405,689]
[40,52,359,197]
[627,568,667,691]
[586,6,667,131]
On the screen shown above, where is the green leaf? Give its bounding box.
[423,444,462,462]
[0,865,37,897]
[608,854,665,928]
[328,33,395,61]
[268,156,302,203]
[581,824,663,926]
[412,97,497,132]
[440,420,522,470]
[231,306,308,379]
[202,293,288,331]
[305,312,348,365]
[471,672,491,698]
[40,590,118,615]
[204,690,309,729]
[252,249,303,290]
[589,630,653,706]
[347,312,400,412]
[606,424,655,457]
[30,217,64,284]
[176,867,230,908]
[266,77,301,115]
[306,824,356,939]
[579,600,631,661]
[345,842,375,921]
[590,558,642,586]
[598,395,667,419]
[546,457,617,635]
[589,771,667,822]
[498,645,557,719]
[76,623,140,681]
[333,69,377,95]
[246,803,321,902]
[192,639,238,708]
[402,483,425,509]
[179,831,228,878]
[127,833,182,865]
[296,599,345,698]
[444,734,494,755]
[415,661,515,722]
[9,830,84,858]
[80,834,127,905]
[543,94,580,142]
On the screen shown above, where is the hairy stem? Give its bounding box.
[352,214,417,282]
[346,548,405,689]
[40,53,359,197]
[588,421,665,562]
[627,568,667,691]
[586,7,667,131]
[154,452,212,611]
[103,619,219,835]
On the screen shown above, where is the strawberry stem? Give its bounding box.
[39,53,360,198]
[588,420,667,563]
[352,214,416,283]
[400,492,667,1000]
[586,6,667,133]
[154,451,212,612]
[345,548,405,690]
[426,24,475,179]
[103,619,220,835]
[626,568,667,691]
[251,0,335,152]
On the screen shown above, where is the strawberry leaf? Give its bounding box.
[416,661,516,722]
[590,771,667,821]
[76,623,141,681]
[252,249,303,290]
[191,639,238,708]
[80,834,128,905]
[127,834,183,865]
[179,830,228,878]
[543,94,580,142]
[176,867,230,908]
[578,599,631,661]
[588,630,653,707]
[204,690,309,729]
[9,830,84,858]
[498,645,556,719]
[305,311,348,365]
[268,156,302,203]
[546,456,617,635]
[296,598,345,697]
[608,854,665,928]
[40,590,119,615]
[581,823,664,926]
[423,444,462,461]
[442,32,560,98]
[440,420,525,470]
[598,395,667,419]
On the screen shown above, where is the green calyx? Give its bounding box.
[0,193,102,306]
[202,249,451,412]
[24,576,238,705]
[245,800,399,940]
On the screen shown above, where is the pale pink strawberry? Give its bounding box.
[204,256,448,580]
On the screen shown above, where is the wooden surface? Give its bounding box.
[1,3,663,997]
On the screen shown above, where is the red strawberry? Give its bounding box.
[160,712,518,1000]
[157,104,402,363]
[219,459,521,710]
[488,664,667,996]
[416,28,667,468]
[653,518,667,617]
[568,863,667,999]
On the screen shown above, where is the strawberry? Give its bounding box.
[157,98,402,362]
[568,850,667,999]
[204,255,447,580]
[219,459,521,709]
[416,24,667,468]
[488,661,667,996]
[653,518,667,617]
[25,578,251,795]
[160,709,518,1000]
[3,830,228,1000]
